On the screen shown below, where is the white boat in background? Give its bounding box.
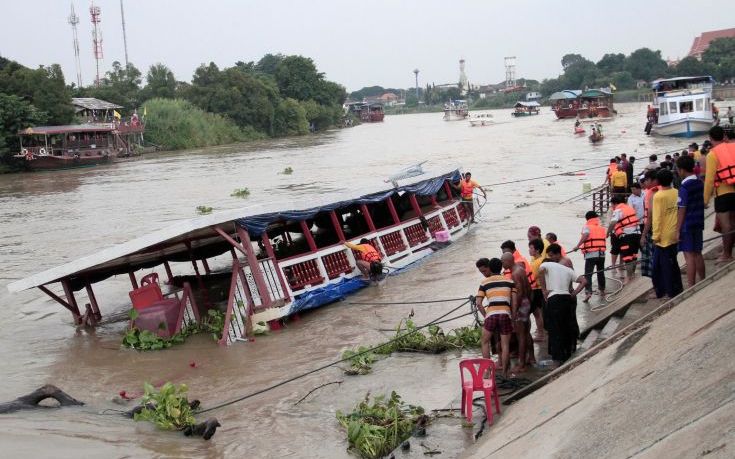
[443,100,469,121]
[468,113,494,127]
[650,76,715,138]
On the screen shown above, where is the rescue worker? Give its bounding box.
[704,126,735,263]
[607,195,641,284]
[344,239,383,280]
[453,172,486,224]
[572,211,607,302]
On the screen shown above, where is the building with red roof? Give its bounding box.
[688,28,735,60]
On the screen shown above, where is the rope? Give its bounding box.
[196,297,474,414]
[348,297,468,306]
[476,164,608,188]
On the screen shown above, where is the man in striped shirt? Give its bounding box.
[476,257,517,377]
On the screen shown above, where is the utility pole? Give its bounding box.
[413,69,420,101]
[120,0,129,67]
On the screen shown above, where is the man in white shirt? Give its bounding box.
[627,182,645,233]
[537,244,587,367]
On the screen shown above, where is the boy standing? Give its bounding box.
[676,155,705,287]
[652,169,683,299]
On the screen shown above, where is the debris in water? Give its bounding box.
[196,205,213,215]
[281,167,294,175]
[231,188,250,198]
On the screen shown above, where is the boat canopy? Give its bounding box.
[18,124,116,135]
[580,89,612,98]
[548,90,581,101]
[514,101,540,108]
[7,168,460,293]
[651,76,715,91]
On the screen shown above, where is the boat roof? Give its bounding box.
[71,97,123,111]
[580,89,612,98]
[651,76,714,85]
[18,124,115,135]
[549,90,581,100]
[514,101,540,107]
[7,167,460,293]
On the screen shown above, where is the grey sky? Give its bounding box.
[1,1,732,92]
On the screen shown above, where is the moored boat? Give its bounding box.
[550,90,582,119]
[576,89,615,119]
[345,102,385,122]
[443,100,469,121]
[468,113,494,126]
[511,101,540,117]
[649,76,715,138]
[7,168,473,344]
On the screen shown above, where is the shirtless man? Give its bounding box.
[501,252,535,373]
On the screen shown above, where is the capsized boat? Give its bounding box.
[7,168,473,345]
[649,76,714,138]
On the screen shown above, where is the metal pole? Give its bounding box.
[120,0,129,67]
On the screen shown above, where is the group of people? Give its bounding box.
[474,124,735,373]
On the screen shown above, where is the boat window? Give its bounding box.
[659,102,668,116]
[680,101,693,113]
[267,221,312,259]
[311,211,340,249]
[367,201,394,230]
[669,101,678,114]
[436,182,451,202]
[337,205,369,239]
[695,98,704,112]
[706,98,711,111]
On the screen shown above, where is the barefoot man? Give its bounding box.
[453,172,487,224]
[501,252,535,373]
[475,257,516,378]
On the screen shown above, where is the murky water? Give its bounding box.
[0,103,698,457]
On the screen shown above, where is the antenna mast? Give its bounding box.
[504,56,517,89]
[68,3,83,88]
[120,0,129,67]
[90,2,103,87]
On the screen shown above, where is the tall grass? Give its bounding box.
[144,98,265,150]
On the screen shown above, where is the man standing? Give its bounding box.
[611,163,629,199]
[527,239,546,341]
[627,182,645,232]
[501,252,534,373]
[645,154,660,172]
[537,244,587,367]
[572,211,607,303]
[652,169,683,299]
[453,172,487,224]
[626,156,636,190]
[475,257,516,377]
[640,170,660,279]
[344,239,383,280]
[676,155,705,287]
[703,126,735,263]
[607,195,641,284]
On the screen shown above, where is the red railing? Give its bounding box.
[321,250,353,279]
[427,215,445,235]
[443,209,460,228]
[284,259,324,290]
[380,231,407,256]
[404,223,429,247]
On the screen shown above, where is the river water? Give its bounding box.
[0,103,697,457]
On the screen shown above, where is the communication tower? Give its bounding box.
[120,0,129,67]
[90,2,104,87]
[68,3,83,88]
[504,56,517,89]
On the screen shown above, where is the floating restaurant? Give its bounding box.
[7,168,471,345]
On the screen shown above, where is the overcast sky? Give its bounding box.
[1,1,732,92]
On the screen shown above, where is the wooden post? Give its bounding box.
[329,210,346,242]
[386,197,401,224]
[184,241,211,308]
[201,258,211,275]
[61,280,82,324]
[163,261,174,284]
[430,195,439,207]
[237,226,273,309]
[261,232,290,302]
[300,220,318,252]
[38,285,81,322]
[128,272,138,289]
[360,204,376,232]
[84,282,102,320]
[409,194,423,217]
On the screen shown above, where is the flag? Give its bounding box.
[609,83,617,91]
[113,110,122,120]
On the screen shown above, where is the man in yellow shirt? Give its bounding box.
[611,163,628,199]
[703,126,735,263]
[652,169,683,299]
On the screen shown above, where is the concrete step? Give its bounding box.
[597,317,621,341]
[578,329,600,352]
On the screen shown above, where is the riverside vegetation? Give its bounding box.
[0,53,347,171]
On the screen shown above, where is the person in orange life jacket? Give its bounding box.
[344,239,383,280]
[572,211,607,303]
[475,257,517,377]
[501,252,534,373]
[607,194,641,284]
[545,232,567,257]
[503,239,545,341]
[704,126,735,263]
[527,238,546,342]
[452,172,486,223]
[604,158,618,189]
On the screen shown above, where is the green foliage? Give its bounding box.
[143,98,263,150]
[336,392,426,459]
[273,98,309,136]
[282,166,293,175]
[231,188,251,198]
[341,321,482,375]
[80,61,143,111]
[200,308,226,341]
[701,37,735,81]
[123,308,226,350]
[196,205,213,215]
[134,382,196,430]
[596,53,626,74]
[0,93,47,164]
[142,63,177,100]
[349,86,401,101]
[624,48,668,82]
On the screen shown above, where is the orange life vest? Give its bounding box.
[513,249,536,288]
[613,203,639,236]
[713,143,735,186]
[460,179,475,199]
[358,244,381,262]
[581,218,607,254]
[643,185,659,224]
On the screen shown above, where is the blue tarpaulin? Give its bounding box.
[235,169,460,236]
[288,277,368,313]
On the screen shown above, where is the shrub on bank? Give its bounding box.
[144,98,265,150]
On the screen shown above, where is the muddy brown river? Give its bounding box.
[0,104,695,457]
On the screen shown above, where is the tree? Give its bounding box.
[272,98,309,136]
[0,58,73,125]
[255,53,285,75]
[608,71,636,90]
[0,93,47,163]
[624,48,668,82]
[673,57,707,77]
[84,61,143,111]
[274,55,322,101]
[561,54,586,70]
[143,63,177,100]
[701,37,735,66]
[596,53,626,74]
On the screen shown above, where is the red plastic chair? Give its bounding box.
[129,273,176,311]
[459,358,501,425]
